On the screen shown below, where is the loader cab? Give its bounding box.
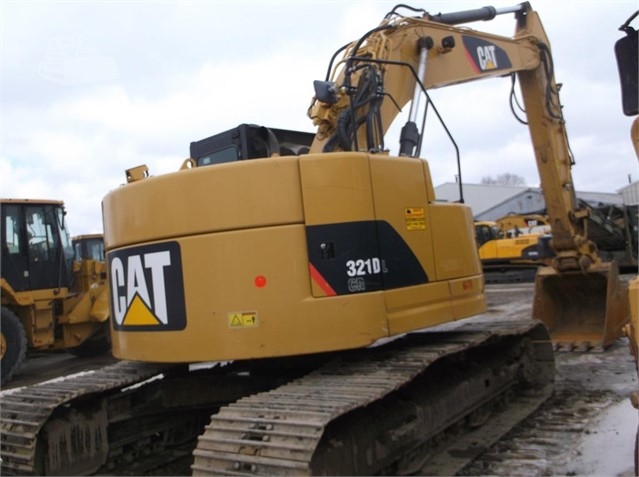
[190,123,315,167]
[73,234,105,262]
[1,200,75,291]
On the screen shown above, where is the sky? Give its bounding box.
[1,0,638,235]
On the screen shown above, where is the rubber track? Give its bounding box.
[0,360,170,476]
[192,319,546,476]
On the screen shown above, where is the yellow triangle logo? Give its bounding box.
[123,294,162,326]
[484,59,496,70]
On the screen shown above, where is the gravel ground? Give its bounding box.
[459,282,638,477]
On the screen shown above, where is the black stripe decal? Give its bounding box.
[306,220,428,295]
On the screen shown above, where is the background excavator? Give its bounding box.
[475,202,637,284]
[0,200,111,385]
[474,214,553,283]
[0,3,630,476]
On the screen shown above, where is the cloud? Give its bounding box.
[1,47,334,234]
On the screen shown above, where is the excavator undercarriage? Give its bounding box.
[1,319,554,476]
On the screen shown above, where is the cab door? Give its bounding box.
[24,204,71,290]
[2,203,29,291]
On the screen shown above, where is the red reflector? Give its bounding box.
[255,275,267,288]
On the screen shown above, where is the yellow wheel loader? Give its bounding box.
[1,200,110,385]
[72,233,105,263]
[0,3,630,475]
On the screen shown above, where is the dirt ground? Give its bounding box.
[3,348,117,391]
[2,280,637,476]
[461,281,638,477]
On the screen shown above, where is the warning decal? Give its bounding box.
[404,207,426,230]
[228,311,259,329]
[123,294,163,325]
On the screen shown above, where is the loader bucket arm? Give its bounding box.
[532,261,629,350]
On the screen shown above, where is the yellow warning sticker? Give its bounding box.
[404,207,426,230]
[123,294,162,326]
[228,311,258,329]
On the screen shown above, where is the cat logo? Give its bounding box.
[462,35,512,73]
[108,241,186,331]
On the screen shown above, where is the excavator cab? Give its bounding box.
[474,221,503,247]
[190,123,315,166]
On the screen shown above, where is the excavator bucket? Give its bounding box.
[532,261,630,351]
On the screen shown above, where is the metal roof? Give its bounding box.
[434,183,533,212]
[434,182,623,218]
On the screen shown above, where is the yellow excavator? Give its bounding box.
[477,206,636,284]
[0,3,630,476]
[474,215,553,283]
[1,200,111,385]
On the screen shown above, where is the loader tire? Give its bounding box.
[1,307,27,386]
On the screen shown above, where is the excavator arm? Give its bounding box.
[309,5,540,155]
[307,2,629,349]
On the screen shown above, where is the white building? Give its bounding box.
[434,182,624,221]
[619,181,639,206]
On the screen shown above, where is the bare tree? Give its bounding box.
[481,173,526,186]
